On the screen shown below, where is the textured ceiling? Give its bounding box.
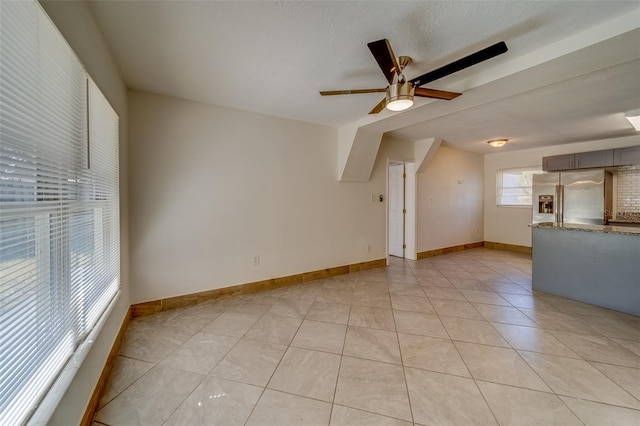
[87,1,640,152]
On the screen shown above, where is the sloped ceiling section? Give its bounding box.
[338,14,640,181]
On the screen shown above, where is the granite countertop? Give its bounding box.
[530,222,640,236]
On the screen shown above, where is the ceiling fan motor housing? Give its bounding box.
[386,82,415,111]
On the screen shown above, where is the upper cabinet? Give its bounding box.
[542,150,614,171]
[542,154,575,171]
[613,145,640,166]
[575,149,614,169]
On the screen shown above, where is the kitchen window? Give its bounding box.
[0,2,119,424]
[496,167,543,206]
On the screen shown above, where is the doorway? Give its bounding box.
[388,161,416,260]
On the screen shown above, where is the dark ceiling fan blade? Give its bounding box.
[367,39,401,84]
[320,88,387,96]
[414,87,462,100]
[368,98,387,114]
[409,41,508,87]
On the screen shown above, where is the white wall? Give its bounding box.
[129,91,394,303]
[129,111,485,302]
[416,145,485,252]
[39,1,129,425]
[484,135,640,247]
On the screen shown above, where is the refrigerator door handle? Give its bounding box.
[555,185,558,223]
[555,184,564,224]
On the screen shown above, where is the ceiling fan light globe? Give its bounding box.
[386,82,414,112]
[386,99,413,111]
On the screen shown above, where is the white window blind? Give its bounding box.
[496,167,543,206]
[0,2,120,424]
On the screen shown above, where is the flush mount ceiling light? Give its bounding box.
[625,109,640,131]
[386,81,414,111]
[487,139,508,148]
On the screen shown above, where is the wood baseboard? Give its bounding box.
[130,258,386,319]
[417,241,484,259]
[417,241,532,259]
[483,241,532,254]
[131,242,532,318]
[81,307,130,426]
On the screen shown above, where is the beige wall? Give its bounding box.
[417,146,485,251]
[129,91,393,303]
[484,135,640,247]
[39,1,129,425]
[129,95,490,304]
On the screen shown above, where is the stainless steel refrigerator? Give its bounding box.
[532,169,613,225]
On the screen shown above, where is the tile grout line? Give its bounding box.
[396,259,417,425]
[513,347,640,410]
[96,322,205,418]
[327,300,354,425]
[584,359,640,405]
[161,297,271,424]
[239,288,301,425]
[184,293,275,424]
[438,261,502,426]
[101,302,246,423]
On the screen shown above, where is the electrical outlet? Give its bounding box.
[367,245,372,253]
[253,255,260,266]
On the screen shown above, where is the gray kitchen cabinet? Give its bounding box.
[542,149,614,171]
[575,149,614,169]
[613,145,640,166]
[542,154,574,171]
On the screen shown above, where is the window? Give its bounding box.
[0,2,119,424]
[496,167,543,206]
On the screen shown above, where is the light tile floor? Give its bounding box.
[94,248,640,425]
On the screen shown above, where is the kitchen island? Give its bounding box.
[531,223,640,316]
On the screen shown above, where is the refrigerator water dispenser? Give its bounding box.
[538,195,554,214]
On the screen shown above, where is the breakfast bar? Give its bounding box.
[531,223,640,316]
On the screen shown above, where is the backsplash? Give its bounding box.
[616,165,640,217]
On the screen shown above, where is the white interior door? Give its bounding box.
[389,164,404,257]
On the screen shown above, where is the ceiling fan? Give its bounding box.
[320,39,508,114]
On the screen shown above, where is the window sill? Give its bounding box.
[27,289,121,426]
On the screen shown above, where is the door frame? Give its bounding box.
[386,159,417,263]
